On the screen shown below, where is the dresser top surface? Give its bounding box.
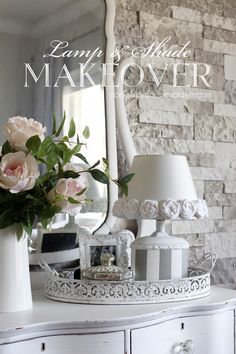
[0,286,236,340]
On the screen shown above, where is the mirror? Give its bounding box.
[0,0,118,233]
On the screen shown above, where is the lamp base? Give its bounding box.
[131,231,189,281]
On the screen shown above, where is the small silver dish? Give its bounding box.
[81,253,133,281]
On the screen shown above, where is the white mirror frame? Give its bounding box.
[115,57,157,237]
[95,0,118,234]
[115,57,137,168]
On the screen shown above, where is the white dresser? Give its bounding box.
[0,286,235,354]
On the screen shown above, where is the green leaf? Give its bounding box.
[41,219,51,230]
[52,113,57,135]
[55,112,66,137]
[68,118,76,138]
[102,158,109,168]
[75,153,88,164]
[102,157,109,176]
[120,173,135,184]
[26,135,41,152]
[16,224,24,241]
[90,169,109,184]
[76,187,87,196]
[68,197,80,204]
[61,170,80,179]
[89,160,100,170]
[115,180,128,197]
[1,141,14,155]
[21,222,33,237]
[0,210,14,229]
[38,137,58,169]
[83,126,90,139]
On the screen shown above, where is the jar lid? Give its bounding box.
[81,253,133,281]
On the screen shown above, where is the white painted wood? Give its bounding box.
[132,310,234,354]
[114,58,157,237]
[1,332,124,354]
[95,0,118,234]
[115,57,137,168]
[0,287,236,353]
[0,287,235,341]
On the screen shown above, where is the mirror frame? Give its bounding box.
[94,0,118,234]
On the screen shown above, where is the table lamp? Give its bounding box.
[112,155,208,281]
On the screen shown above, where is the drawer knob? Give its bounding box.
[173,339,195,353]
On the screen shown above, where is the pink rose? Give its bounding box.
[3,116,46,151]
[0,151,39,193]
[48,176,88,214]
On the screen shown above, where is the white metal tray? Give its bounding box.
[43,253,215,304]
[44,272,210,304]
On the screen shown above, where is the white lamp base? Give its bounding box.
[131,226,189,281]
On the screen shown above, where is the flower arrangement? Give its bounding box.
[0,115,133,238]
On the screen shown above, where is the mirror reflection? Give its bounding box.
[0,0,107,232]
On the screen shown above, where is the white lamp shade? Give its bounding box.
[128,155,197,201]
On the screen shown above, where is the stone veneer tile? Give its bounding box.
[172,6,202,24]
[225,80,236,105]
[139,110,193,126]
[120,0,172,16]
[214,103,236,118]
[215,220,236,232]
[211,257,236,285]
[224,207,236,219]
[162,85,225,103]
[140,12,203,49]
[223,0,236,9]
[205,233,236,258]
[172,220,215,235]
[194,114,213,140]
[187,153,215,167]
[170,0,223,16]
[141,56,185,69]
[134,137,165,155]
[193,64,224,91]
[204,39,236,55]
[165,139,215,154]
[224,55,236,80]
[224,6,236,19]
[181,234,205,247]
[195,114,236,143]
[141,1,172,16]
[215,142,236,168]
[133,137,216,155]
[190,167,223,180]
[208,207,223,219]
[172,6,236,31]
[131,123,193,140]
[204,26,236,44]
[205,181,224,194]
[139,96,184,112]
[194,180,204,199]
[224,181,236,193]
[205,193,236,206]
[195,49,224,66]
[202,11,236,31]
[184,101,214,114]
[142,66,186,86]
[114,7,141,38]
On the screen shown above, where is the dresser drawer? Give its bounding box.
[1,332,125,354]
[131,310,234,354]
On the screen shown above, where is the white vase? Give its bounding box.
[0,225,32,312]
